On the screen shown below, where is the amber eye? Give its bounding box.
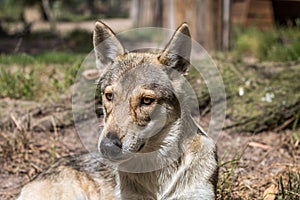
[105,93,113,101]
[141,97,155,106]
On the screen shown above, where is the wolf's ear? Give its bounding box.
[158,23,191,73]
[93,21,125,68]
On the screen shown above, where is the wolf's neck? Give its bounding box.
[118,154,182,194]
[117,151,190,198]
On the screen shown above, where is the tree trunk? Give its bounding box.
[41,0,57,32]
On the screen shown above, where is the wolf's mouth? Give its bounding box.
[103,143,145,163]
[137,142,145,152]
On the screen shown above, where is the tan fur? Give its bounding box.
[18,21,218,200]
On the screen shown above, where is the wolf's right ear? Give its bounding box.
[93,21,125,68]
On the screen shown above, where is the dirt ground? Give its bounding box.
[0,98,299,200]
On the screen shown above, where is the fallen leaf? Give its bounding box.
[263,184,278,200]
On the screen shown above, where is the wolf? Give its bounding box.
[17,21,218,200]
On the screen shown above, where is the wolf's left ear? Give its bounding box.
[93,21,125,68]
[158,23,191,73]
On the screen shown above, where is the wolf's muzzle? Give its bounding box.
[100,132,122,159]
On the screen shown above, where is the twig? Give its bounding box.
[51,116,58,141]
[10,114,23,132]
[287,190,300,197]
[274,116,296,132]
[13,37,23,53]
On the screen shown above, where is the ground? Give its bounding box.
[0,98,299,199]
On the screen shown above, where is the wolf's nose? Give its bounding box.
[100,132,122,159]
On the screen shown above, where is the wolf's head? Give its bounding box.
[94,21,193,162]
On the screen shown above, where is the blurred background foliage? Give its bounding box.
[0,0,129,22]
[233,23,300,62]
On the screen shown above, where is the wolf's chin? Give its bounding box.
[137,142,145,152]
[102,142,147,164]
[102,152,133,164]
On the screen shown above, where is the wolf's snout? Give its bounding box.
[100,132,122,159]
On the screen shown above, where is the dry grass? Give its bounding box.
[216,130,300,200]
[0,112,84,199]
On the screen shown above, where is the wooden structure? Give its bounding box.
[131,0,223,51]
[232,0,274,28]
[131,0,300,50]
[232,0,300,27]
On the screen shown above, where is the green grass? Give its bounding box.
[0,51,84,100]
[276,172,300,200]
[0,51,84,65]
[232,25,300,62]
[217,147,246,200]
[0,67,37,99]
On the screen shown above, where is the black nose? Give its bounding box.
[99,132,122,159]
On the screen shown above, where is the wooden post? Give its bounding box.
[206,0,214,50]
[153,0,163,27]
[222,0,231,50]
[131,0,163,27]
[195,0,206,47]
[130,0,138,26]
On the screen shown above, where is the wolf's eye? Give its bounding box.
[105,93,113,101]
[141,97,155,106]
